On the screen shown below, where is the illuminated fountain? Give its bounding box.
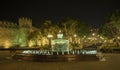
[12,31,99,62]
[51,32,69,53]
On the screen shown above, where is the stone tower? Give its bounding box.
[18,17,32,47]
[19,17,32,28]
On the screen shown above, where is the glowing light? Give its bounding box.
[4,40,11,48]
[100,36,103,39]
[117,36,120,39]
[74,34,77,37]
[28,40,34,47]
[83,36,86,38]
[82,50,97,54]
[92,33,95,36]
[57,34,63,38]
[47,34,53,38]
[88,37,91,39]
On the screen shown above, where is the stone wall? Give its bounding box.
[0,17,32,48]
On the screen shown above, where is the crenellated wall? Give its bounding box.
[0,17,32,48]
[19,17,32,28]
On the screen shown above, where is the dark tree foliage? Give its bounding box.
[99,10,120,39]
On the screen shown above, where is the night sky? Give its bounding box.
[0,0,120,27]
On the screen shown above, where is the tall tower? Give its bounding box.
[18,17,32,47]
[19,17,32,28]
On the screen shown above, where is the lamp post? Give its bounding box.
[73,34,77,49]
[47,34,53,49]
[74,34,77,44]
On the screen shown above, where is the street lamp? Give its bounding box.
[47,34,53,49]
[74,34,77,38]
[73,34,77,43]
[73,34,77,49]
[92,33,95,36]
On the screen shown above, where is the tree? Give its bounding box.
[100,10,120,38]
[99,10,120,46]
[28,29,42,47]
[59,17,90,38]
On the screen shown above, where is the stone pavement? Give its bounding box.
[0,51,120,70]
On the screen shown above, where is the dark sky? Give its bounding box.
[0,0,120,27]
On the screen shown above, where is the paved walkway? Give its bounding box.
[0,51,120,70]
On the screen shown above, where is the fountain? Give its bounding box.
[12,31,99,62]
